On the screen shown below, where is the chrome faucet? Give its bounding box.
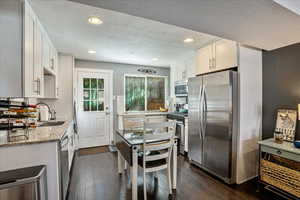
[36,102,56,121]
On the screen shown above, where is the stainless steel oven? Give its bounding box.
[175,80,188,97]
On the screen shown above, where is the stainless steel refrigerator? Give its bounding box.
[188,70,238,184]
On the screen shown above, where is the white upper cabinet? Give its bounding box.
[196,45,212,75]
[24,2,35,97]
[23,0,59,98]
[196,39,237,75]
[33,21,44,98]
[215,39,238,71]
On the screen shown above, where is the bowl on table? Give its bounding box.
[294,140,300,148]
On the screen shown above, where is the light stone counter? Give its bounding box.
[0,121,70,147]
[258,138,300,155]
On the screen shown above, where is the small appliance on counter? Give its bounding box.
[175,80,188,97]
[174,80,188,114]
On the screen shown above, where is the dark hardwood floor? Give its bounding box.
[68,151,285,200]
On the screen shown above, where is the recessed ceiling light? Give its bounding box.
[152,58,158,61]
[183,38,195,43]
[88,50,96,54]
[88,16,103,25]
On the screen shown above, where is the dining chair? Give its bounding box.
[122,114,146,131]
[122,114,146,171]
[139,121,176,200]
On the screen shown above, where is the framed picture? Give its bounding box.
[275,109,297,142]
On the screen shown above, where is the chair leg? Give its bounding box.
[167,164,172,195]
[143,171,147,200]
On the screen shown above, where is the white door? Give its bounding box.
[77,69,113,148]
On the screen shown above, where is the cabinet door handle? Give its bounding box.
[276,150,282,155]
[33,80,39,94]
[56,88,59,97]
[209,59,211,69]
[38,79,41,95]
[50,58,54,69]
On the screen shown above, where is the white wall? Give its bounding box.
[236,45,262,184]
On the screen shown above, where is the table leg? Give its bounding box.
[132,146,138,200]
[172,139,178,189]
[117,150,123,174]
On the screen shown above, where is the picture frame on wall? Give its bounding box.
[274,109,297,142]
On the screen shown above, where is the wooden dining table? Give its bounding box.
[115,129,178,200]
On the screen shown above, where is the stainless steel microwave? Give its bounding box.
[175,80,188,96]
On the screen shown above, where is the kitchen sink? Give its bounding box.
[38,121,65,127]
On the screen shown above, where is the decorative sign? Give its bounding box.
[275,109,297,142]
[137,68,157,74]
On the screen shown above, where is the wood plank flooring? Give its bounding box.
[68,151,285,200]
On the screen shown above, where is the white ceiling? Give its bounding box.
[273,0,300,16]
[30,0,216,67]
[69,0,300,50]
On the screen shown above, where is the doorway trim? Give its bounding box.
[75,68,114,145]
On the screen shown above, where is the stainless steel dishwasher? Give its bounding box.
[60,134,69,200]
[0,165,47,200]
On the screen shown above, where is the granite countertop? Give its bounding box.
[258,138,300,155]
[0,121,70,147]
[118,112,170,116]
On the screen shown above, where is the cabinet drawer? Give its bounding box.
[261,145,300,162]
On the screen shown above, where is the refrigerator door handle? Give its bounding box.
[204,86,208,138]
[201,85,207,138]
[198,85,203,140]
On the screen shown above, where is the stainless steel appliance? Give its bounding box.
[0,165,47,200]
[175,80,188,97]
[60,134,69,200]
[167,112,188,155]
[188,70,238,184]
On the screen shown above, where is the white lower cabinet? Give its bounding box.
[67,122,76,170]
[0,142,61,200]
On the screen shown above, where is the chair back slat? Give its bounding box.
[123,114,146,130]
[145,164,168,173]
[145,151,169,161]
[144,121,176,134]
[144,140,172,151]
[142,120,176,170]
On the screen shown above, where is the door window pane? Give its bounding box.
[91,101,97,111]
[83,77,105,112]
[83,90,90,100]
[84,101,90,111]
[98,79,104,89]
[91,78,97,89]
[91,90,97,100]
[98,102,104,111]
[125,76,145,111]
[83,78,90,88]
[147,77,165,110]
[98,90,104,100]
